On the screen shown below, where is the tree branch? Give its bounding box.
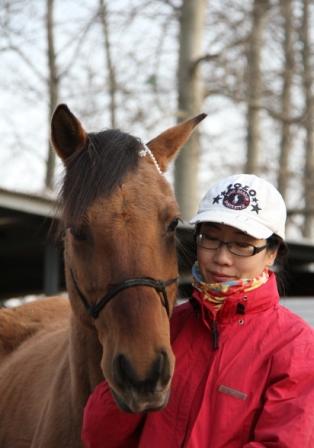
[4,42,46,83]
[58,13,98,79]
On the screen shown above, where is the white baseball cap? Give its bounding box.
[190,174,286,240]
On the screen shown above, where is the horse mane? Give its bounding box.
[59,129,142,228]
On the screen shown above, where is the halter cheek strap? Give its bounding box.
[70,269,177,319]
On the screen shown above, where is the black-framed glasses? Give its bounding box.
[196,233,267,257]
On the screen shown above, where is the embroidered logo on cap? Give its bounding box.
[212,183,262,214]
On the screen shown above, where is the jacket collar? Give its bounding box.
[191,271,279,323]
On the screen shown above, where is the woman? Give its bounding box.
[82,174,314,447]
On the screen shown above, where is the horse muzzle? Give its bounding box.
[110,351,173,413]
[111,385,171,413]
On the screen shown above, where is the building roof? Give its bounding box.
[0,187,58,218]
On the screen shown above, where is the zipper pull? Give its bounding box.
[236,303,246,315]
[211,319,219,350]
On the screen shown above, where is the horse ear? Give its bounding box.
[51,104,88,162]
[146,113,207,171]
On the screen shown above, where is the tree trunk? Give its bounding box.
[245,0,269,173]
[301,0,314,238]
[99,0,117,128]
[175,0,206,220]
[45,0,59,190]
[277,0,294,199]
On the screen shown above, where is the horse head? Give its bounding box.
[51,105,206,413]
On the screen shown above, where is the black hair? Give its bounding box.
[266,234,288,295]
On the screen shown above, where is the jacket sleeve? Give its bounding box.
[81,381,145,448]
[243,329,314,447]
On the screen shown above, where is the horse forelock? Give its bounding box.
[59,129,142,228]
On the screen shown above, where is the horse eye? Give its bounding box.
[167,217,180,233]
[69,226,87,241]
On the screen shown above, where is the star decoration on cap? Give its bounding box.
[251,203,262,214]
[213,195,222,204]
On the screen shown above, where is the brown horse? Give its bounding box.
[0,296,70,362]
[0,105,206,447]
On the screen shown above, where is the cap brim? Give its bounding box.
[189,210,273,239]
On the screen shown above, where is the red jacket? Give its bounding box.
[82,273,314,447]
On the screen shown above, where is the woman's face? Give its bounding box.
[197,222,278,283]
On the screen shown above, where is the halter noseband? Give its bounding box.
[70,269,177,319]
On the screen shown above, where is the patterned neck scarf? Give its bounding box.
[192,262,269,310]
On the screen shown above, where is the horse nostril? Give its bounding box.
[154,351,170,387]
[113,351,171,392]
[113,354,136,388]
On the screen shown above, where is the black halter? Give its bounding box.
[70,269,177,319]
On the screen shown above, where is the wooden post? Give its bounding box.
[44,242,60,296]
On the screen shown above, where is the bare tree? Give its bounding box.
[98,0,117,128]
[2,0,314,246]
[277,0,295,199]
[174,0,206,220]
[45,0,59,190]
[300,0,314,238]
[245,0,270,173]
